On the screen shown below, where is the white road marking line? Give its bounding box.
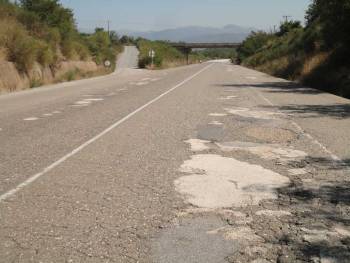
[209,113,227,117]
[219,96,238,100]
[249,85,346,165]
[24,117,39,121]
[136,82,149,86]
[74,101,91,105]
[43,114,53,117]
[209,121,224,126]
[0,64,213,202]
[84,98,104,102]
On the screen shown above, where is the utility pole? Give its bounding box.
[107,20,110,37]
[283,15,292,23]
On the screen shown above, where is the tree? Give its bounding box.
[20,0,76,39]
[276,20,302,37]
[237,31,273,60]
[306,0,350,47]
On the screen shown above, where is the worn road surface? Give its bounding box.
[0,48,350,262]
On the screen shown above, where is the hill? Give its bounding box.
[121,25,253,43]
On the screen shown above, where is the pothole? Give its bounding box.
[175,154,289,209]
[244,126,297,143]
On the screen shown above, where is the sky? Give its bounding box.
[60,0,311,32]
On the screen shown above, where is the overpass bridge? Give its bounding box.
[169,42,241,64]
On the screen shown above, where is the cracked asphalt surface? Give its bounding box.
[0,51,350,262]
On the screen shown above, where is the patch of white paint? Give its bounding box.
[185,139,211,152]
[216,141,307,161]
[84,98,104,102]
[24,117,39,121]
[141,78,151,81]
[175,154,289,209]
[43,113,53,117]
[209,121,224,126]
[118,88,128,92]
[219,96,238,100]
[136,81,149,86]
[255,210,292,217]
[288,168,308,176]
[74,100,91,105]
[225,107,281,120]
[150,78,161,82]
[209,113,228,117]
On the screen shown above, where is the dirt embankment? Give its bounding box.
[0,60,102,94]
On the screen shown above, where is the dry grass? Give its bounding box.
[301,52,330,76]
[254,56,290,75]
[0,47,7,60]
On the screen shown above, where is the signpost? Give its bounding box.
[149,49,155,69]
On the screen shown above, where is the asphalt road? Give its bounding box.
[0,49,349,262]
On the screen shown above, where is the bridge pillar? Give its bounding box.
[184,48,191,65]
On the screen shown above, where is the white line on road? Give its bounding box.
[0,63,213,202]
[24,117,39,121]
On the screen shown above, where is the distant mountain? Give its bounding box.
[119,25,254,43]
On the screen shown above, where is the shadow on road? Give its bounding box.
[216,82,350,119]
[273,177,350,261]
[218,81,323,95]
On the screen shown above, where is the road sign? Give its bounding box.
[149,49,155,58]
[104,60,111,67]
[149,49,156,69]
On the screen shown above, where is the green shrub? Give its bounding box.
[61,39,77,59]
[37,41,55,66]
[74,42,90,61]
[137,39,186,68]
[0,19,38,71]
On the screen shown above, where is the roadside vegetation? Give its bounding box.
[237,0,350,98]
[136,39,204,69]
[0,0,122,77]
[193,48,237,61]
